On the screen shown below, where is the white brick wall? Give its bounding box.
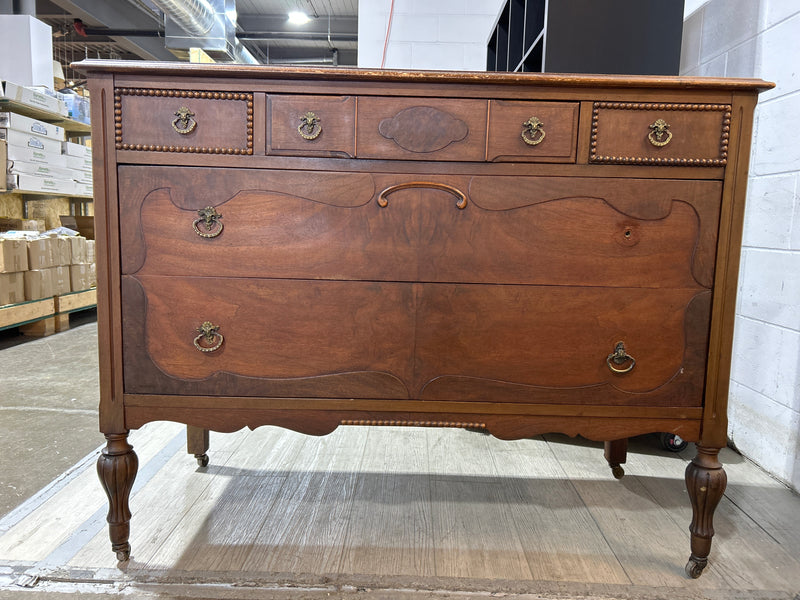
[682,0,800,490]
[358,0,505,70]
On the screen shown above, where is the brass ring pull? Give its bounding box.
[194,321,223,353]
[172,107,197,135]
[298,111,322,140]
[377,182,467,209]
[648,118,672,147]
[607,341,635,374]
[521,116,546,146]
[193,206,223,238]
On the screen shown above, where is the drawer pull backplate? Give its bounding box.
[607,341,635,374]
[193,206,223,238]
[194,321,224,353]
[298,111,322,140]
[521,116,546,146]
[648,118,672,147]
[172,106,197,135]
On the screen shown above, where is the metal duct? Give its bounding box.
[232,39,259,64]
[150,0,215,35]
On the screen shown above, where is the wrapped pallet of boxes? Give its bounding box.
[67,235,92,292]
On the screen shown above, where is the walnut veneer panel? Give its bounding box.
[79,59,770,572]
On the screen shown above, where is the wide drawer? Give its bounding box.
[268,94,355,157]
[590,101,731,166]
[115,87,254,155]
[119,166,721,289]
[122,275,709,406]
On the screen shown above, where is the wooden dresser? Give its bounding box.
[77,60,771,577]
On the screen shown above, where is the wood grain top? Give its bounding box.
[72,59,774,92]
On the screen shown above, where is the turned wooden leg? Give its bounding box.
[97,433,138,561]
[684,445,727,578]
[187,426,210,467]
[604,438,628,479]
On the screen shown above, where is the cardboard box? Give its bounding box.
[73,169,93,184]
[8,160,74,180]
[65,154,92,171]
[0,237,28,272]
[0,112,65,141]
[62,94,90,125]
[27,237,55,269]
[0,128,62,154]
[53,265,70,294]
[0,80,63,115]
[0,217,42,232]
[6,172,76,195]
[89,262,96,287]
[73,182,93,197]
[68,264,90,291]
[0,271,25,305]
[86,239,95,263]
[23,268,54,300]
[61,141,91,159]
[0,16,54,88]
[68,236,88,264]
[54,236,71,266]
[6,142,68,167]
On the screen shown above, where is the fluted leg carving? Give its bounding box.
[97,433,138,561]
[684,445,726,578]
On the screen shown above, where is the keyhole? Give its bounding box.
[624,228,632,239]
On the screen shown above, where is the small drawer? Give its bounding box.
[114,88,253,155]
[590,101,731,166]
[486,100,579,162]
[357,97,487,162]
[268,95,355,157]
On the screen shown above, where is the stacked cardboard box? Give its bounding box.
[0,232,96,306]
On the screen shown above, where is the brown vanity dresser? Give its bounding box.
[75,60,771,577]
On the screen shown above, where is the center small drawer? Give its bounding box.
[115,87,253,155]
[268,94,355,157]
[486,100,579,162]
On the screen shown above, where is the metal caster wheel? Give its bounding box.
[114,544,131,562]
[195,453,209,467]
[660,432,688,452]
[685,557,707,579]
[611,464,625,479]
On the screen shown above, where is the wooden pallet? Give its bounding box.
[0,288,97,336]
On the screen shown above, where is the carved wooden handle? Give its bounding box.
[377,182,467,209]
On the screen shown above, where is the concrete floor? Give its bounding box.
[0,311,102,518]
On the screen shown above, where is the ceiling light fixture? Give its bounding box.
[288,11,311,25]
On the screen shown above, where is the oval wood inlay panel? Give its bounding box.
[378,106,469,152]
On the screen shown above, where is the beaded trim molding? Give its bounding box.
[340,419,486,428]
[114,88,254,155]
[590,101,731,167]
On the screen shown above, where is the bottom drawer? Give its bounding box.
[122,275,709,406]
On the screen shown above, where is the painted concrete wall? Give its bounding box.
[358,0,505,70]
[682,0,800,490]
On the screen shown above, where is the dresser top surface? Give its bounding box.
[73,60,773,93]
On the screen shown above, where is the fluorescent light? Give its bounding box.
[288,11,311,25]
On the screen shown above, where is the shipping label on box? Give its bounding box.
[6,142,68,167]
[61,141,91,159]
[0,112,66,141]
[0,128,62,154]
[8,160,74,180]
[0,271,25,305]
[0,237,28,272]
[1,80,63,115]
[53,265,71,295]
[65,154,92,171]
[27,237,55,269]
[68,263,90,291]
[68,236,87,264]
[23,268,54,300]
